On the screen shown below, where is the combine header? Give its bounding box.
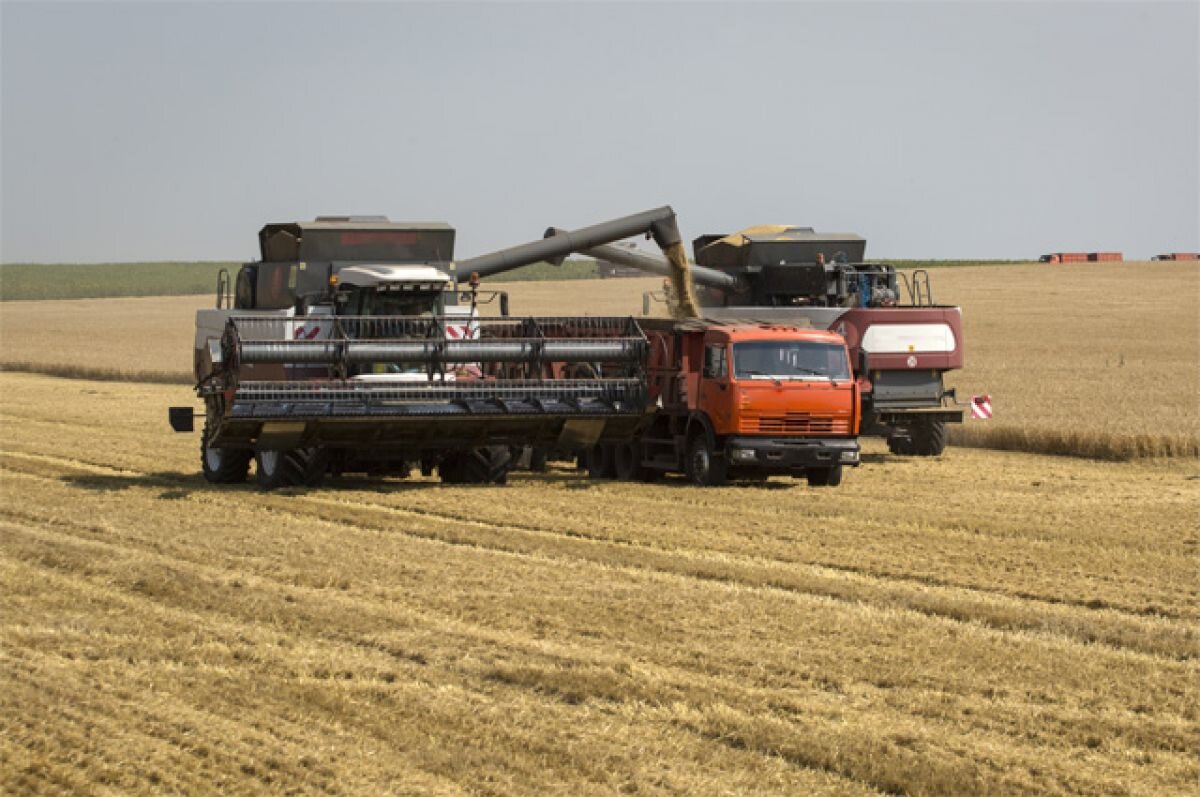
[171,208,683,487]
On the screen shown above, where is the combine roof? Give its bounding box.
[258,216,456,263]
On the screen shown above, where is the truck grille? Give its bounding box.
[742,413,850,436]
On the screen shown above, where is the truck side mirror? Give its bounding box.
[858,349,869,375]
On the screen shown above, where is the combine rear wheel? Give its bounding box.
[909,419,947,456]
[200,420,251,484]
[255,448,329,490]
[886,418,946,456]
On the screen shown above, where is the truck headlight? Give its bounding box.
[731,448,757,462]
[841,450,859,462]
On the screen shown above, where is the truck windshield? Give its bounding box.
[732,341,850,381]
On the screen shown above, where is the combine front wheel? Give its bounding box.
[255,448,329,490]
[200,419,251,484]
[440,447,513,485]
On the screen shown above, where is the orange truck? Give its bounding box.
[587,319,862,486]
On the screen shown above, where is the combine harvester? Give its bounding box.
[170,208,683,487]
[170,208,863,488]
[575,225,965,455]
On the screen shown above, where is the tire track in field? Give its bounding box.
[278,491,1198,659]
[8,527,1178,797]
[0,519,893,795]
[1,455,1193,665]
[326,488,1189,618]
[2,452,1194,660]
[7,436,1190,628]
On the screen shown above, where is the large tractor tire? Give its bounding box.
[255,448,329,490]
[440,446,513,485]
[806,464,844,488]
[686,433,727,487]
[200,419,251,484]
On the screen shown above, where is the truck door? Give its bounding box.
[698,340,735,435]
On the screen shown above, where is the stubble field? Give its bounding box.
[1,262,1198,795]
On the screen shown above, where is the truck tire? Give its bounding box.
[440,446,512,485]
[909,419,947,456]
[806,464,844,487]
[686,433,727,487]
[200,419,251,484]
[586,444,616,479]
[255,448,329,490]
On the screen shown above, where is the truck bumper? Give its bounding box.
[723,437,860,469]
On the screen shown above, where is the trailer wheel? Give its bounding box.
[200,420,251,484]
[255,448,329,490]
[585,444,616,479]
[686,434,727,487]
[806,464,844,487]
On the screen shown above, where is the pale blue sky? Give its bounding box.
[2,1,1196,262]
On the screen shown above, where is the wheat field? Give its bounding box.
[1,372,1197,796]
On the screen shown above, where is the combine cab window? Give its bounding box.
[732,341,850,381]
[346,289,445,317]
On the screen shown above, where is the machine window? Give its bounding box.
[703,345,728,378]
[732,341,850,381]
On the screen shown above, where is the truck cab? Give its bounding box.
[596,320,860,486]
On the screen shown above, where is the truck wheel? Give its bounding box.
[255,448,329,490]
[586,444,616,479]
[200,420,251,484]
[806,464,844,487]
[909,419,947,456]
[686,434,727,487]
